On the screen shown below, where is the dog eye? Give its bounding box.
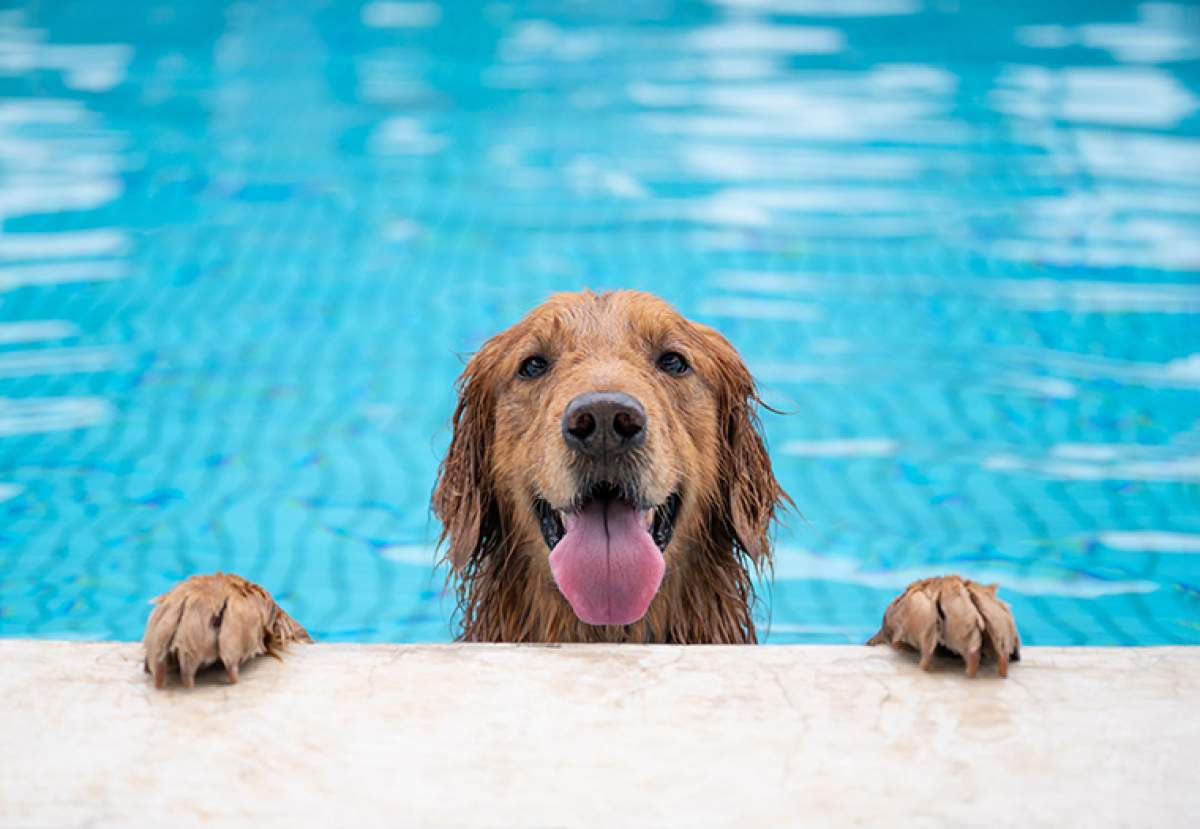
[518,355,550,379]
[656,351,689,375]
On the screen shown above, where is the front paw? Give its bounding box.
[143,573,310,688]
[868,576,1020,677]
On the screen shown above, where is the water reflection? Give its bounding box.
[0,396,112,436]
[1018,3,1199,64]
[0,0,1197,645]
[995,66,1197,128]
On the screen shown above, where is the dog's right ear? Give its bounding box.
[432,339,506,570]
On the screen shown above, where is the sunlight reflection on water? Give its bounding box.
[0,0,1197,645]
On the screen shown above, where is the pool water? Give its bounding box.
[1,0,1198,645]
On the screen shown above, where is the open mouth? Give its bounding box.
[535,484,681,553]
[534,483,681,626]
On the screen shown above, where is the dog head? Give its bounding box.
[433,290,785,627]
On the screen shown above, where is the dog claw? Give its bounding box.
[869,575,1020,678]
[964,648,981,679]
[142,573,310,689]
[918,646,935,672]
[179,655,200,689]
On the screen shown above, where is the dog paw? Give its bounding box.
[143,573,310,688]
[867,575,1020,677]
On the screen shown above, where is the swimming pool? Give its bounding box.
[1,0,1197,645]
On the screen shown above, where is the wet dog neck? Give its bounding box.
[453,537,761,645]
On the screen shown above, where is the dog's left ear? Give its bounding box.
[694,324,791,565]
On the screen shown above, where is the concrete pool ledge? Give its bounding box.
[1,641,1197,828]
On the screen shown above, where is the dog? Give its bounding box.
[143,290,1019,687]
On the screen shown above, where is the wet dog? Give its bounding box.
[144,290,1018,687]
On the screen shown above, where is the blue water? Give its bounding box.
[1,0,1198,645]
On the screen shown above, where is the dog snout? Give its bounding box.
[562,391,646,458]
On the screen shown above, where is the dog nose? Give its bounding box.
[562,392,646,457]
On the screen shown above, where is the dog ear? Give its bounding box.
[432,338,507,570]
[693,324,790,566]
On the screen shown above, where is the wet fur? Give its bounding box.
[432,290,792,643]
[141,291,1020,685]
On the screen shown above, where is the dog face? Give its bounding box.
[433,290,783,628]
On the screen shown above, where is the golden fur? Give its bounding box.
[141,290,1020,685]
[432,290,791,643]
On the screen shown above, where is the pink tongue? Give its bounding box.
[549,500,665,626]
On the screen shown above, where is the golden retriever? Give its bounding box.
[144,290,1019,687]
